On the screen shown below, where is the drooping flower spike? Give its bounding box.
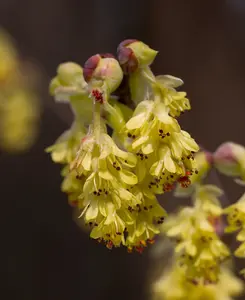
[152,262,243,300]
[47,39,199,251]
[0,29,40,153]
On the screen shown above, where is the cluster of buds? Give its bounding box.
[47,39,199,252]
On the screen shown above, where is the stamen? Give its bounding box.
[147,239,155,244]
[106,240,113,249]
[92,89,104,103]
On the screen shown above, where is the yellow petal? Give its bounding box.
[85,201,99,220]
[119,169,138,185]
[156,75,184,88]
[126,113,147,130]
[99,170,114,180]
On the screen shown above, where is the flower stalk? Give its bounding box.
[93,99,102,143]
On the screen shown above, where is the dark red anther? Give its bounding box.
[147,239,155,245]
[135,246,144,254]
[106,240,113,250]
[178,176,191,188]
[81,136,87,143]
[127,247,133,253]
[140,240,147,247]
[190,279,199,286]
[83,54,100,82]
[163,183,174,192]
[69,199,78,207]
[92,89,104,103]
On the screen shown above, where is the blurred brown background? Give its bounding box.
[1,1,245,299]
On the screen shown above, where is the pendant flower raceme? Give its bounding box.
[47,39,200,251]
[124,99,199,191]
[162,207,230,284]
[69,128,140,248]
[162,184,230,284]
[0,30,40,153]
[152,263,243,300]
[224,193,245,275]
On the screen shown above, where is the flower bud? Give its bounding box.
[213,142,245,179]
[117,39,158,74]
[83,54,123,97]
[117,39,138,74]
[57,62,86,87]
[83,54,101,82]
[49,62,88,102]
[49,77,61,96]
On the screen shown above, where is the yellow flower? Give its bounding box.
[155,75,191,118]
[61,166,85,207]
[71,130,138,185]
[125,186,166,252]
[174,151,213,197]
[69,130,144,248]
[48,39,202,252]
[69,128,167,249]
[152,263,243,300]
[224,193,245,233]
[0,90,40,153]
[124,99,199,185]
[162,206,230,283]
[224,193,245,259]
[194,185,223,217]
[84,202,133,248]
[0,29,18,82]
[46,122,86,164]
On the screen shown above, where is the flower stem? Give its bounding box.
[93,99,101,142]
[103,101,125,133]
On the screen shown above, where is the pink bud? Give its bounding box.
[83,54,101,82]
[213,142,245,178]
[117,39,139,74]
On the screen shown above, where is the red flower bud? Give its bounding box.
[117,39,139,74]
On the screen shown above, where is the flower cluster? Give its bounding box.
[212,141,245,274]
[162,184,230,284]
[48,39,199,251]
[0,28,40,152]
[151,146,245,300]
[224,193,245,270]
[152,262,243,300]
